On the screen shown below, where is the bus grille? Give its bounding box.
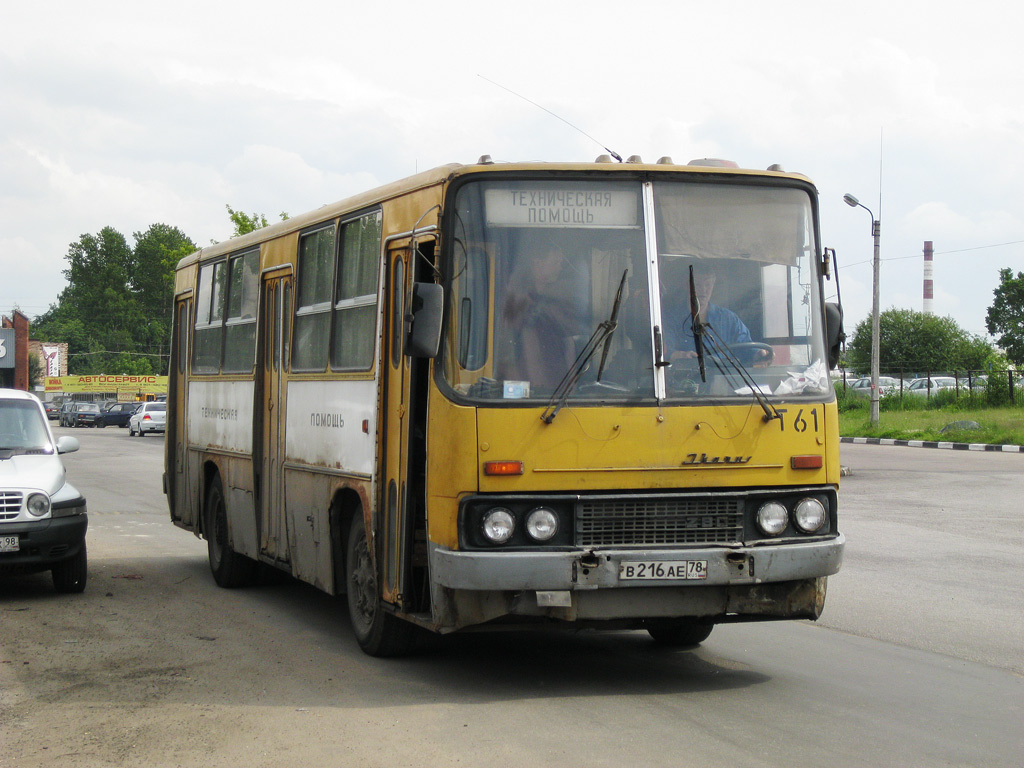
[1,491,23,520]
[576,497,743,546]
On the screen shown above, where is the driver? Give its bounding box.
[661,259,754,362]
[501,239,578,391]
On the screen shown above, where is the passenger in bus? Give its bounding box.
[661,260,760,362]
[500,241,578,392]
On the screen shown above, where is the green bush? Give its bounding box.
[835,385,867,413]
[985,375,1011,407]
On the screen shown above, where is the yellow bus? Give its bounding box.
[165,156,845,656]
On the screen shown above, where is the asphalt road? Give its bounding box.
[1,427,1021,767]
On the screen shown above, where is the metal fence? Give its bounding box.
[836,369,1024,406]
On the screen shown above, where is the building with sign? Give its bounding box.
[0,311,30,390]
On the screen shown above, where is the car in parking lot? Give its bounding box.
[846,376,907,397]
[98,402,139,428]
[58,401,76,426]
[67,402,102,427]
[128,401,166,436]
[957,375,987,391]
[906,376,958,396]
[0,388,88,593]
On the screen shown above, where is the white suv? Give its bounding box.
[0,389,88,593]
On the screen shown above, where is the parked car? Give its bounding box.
[128,402,166,436]
[0,388,88,593]
[846,376,906,397]
[67,402,102,427]
[957,375,987,391]
[98,402,139,428]
[906,376,957,396]
[44,401,61,420]
[58,401,76,426]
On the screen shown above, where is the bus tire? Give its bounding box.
[345,514,417,657]
[52,543,88,594]
[646,620,714,647]
[205,475,258,588]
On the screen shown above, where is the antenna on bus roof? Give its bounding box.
[478,75,623,163]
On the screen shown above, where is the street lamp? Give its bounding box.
[843,193,881,427]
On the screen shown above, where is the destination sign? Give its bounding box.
[484,188,638,228]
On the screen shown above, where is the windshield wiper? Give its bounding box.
[596,270,629,381]
[701,325,781,423]
[541,269,628,424]
[688,265,707,382]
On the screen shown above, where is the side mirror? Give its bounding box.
[407,283,443,358]
[56,435,80,455]
[825,302,845,370]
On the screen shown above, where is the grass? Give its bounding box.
[837,392,1024,446]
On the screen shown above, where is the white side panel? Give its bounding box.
[187,380,255,453]
[286,379,377,475]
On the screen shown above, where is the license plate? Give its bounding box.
[0,535,20,553]
[619,560,708,580]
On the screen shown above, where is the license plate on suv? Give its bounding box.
[1,534,20,553]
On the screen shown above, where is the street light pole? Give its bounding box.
[843,193,882,427]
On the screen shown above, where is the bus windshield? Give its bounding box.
[443,177,829,403]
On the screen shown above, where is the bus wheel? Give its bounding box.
[646,620,714,647]
[345,514,417,657]
[204,475,258,588]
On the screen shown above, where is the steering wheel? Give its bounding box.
[726,342,775,365]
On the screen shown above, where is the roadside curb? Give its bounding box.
[840,436,1024,453]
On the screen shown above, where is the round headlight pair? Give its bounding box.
[481,506,559,544]
[26,493,51,517]
[755,498,826,536]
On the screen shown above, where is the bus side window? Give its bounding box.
[293,225,335,371]
[193,261,227,373]
[331,211,380,371]
[223,250,259,373]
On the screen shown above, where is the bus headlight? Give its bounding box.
[756,501,788,536]
[793,497,827,533]
[26,493,51,517]
[525,507,559,541]
[482,508,515,544]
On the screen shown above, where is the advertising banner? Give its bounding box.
[42,345,62,377]
[44,375,168,394]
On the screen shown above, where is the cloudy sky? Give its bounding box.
[3,0,1022,343]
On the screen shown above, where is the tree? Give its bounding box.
[32,224,195,375]
[28,351,43,388]
[986,268,1024,367]
[846,308,997,376]
[226,205,289,238]
[131,224,196,366]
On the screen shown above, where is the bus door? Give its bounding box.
[258,271,292,564]
[380,244,414,607]
[169,296,193,526]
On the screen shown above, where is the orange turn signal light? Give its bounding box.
[791,455,823,470]
[483,460,524,476]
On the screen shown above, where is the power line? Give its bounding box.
[839,238,1024,270]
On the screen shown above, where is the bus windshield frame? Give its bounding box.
[440,173,831,406]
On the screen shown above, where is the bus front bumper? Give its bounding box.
[427,535,844,628]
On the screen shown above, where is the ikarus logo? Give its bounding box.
[682,453,752,466]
